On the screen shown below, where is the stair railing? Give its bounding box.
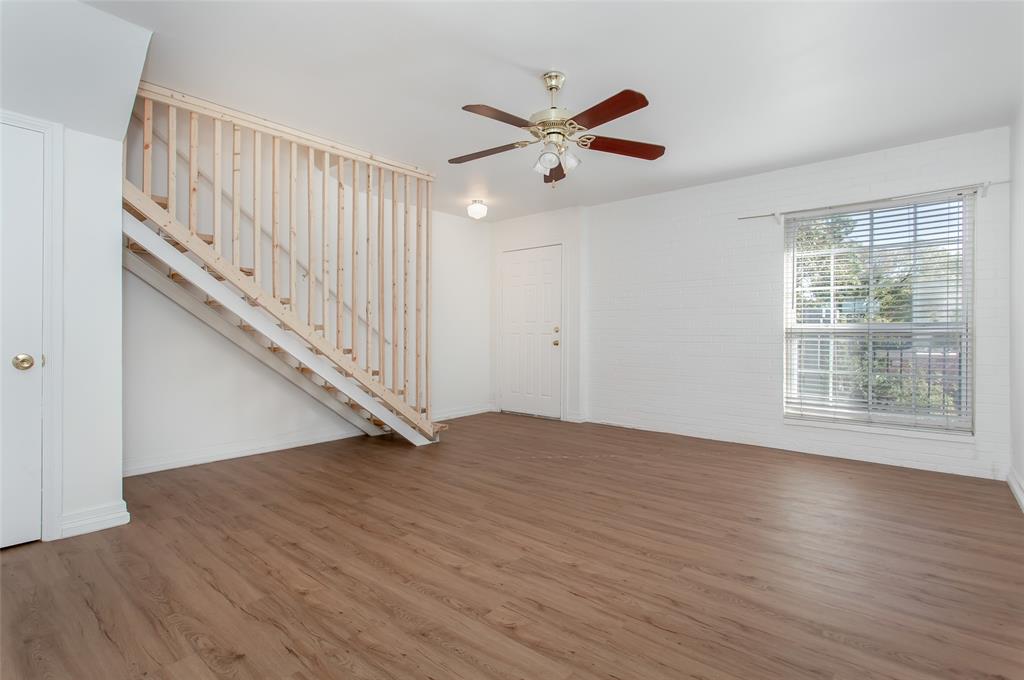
[123,82,434,437]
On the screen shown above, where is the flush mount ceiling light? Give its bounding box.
[448,70,666,186]
[467,200,488,220]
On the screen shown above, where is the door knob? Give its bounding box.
[12,353,34,370]
[552,339,560,347]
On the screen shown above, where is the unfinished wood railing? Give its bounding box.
[123,82,435,439]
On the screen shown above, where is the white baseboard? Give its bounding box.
[1009,467,1024,514]
[433,404,497,422]
[60,501,130,539]
[123,428,362,477]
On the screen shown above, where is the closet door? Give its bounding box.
[1,120,46,547]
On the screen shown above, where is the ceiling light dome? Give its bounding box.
[467,200,488,220]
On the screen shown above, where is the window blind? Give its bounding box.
[783,190,974,432]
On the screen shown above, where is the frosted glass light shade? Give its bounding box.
[467,200,488,219]
[537,143,561,169]
[562,149,581,172]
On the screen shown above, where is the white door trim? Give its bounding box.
[2,110,64,541]
[496,243,565,419]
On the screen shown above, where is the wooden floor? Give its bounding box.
[3,413,1023,680]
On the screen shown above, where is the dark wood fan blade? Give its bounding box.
[585,136,665,160]
[570,90,648,130]
[448,143,522,164]
[543,163,566,183]
[462,105,533,128]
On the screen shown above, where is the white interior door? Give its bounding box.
[499,244,562,418]
[1,121,46,548]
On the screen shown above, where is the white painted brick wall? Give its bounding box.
[583,128,1013,479]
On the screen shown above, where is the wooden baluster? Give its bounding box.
[142,99,152,195]
[426,180,432,421]
[167,106,176,220]
[403,174,410,403]
[213,120,222,253]
[289,142,297,308]
[188,113,199,234]
[351,159,359,365]
[378,166,385,382]
[391,170,398,392]
[336,158,346,351]
[271,137,280,298]
[365,163,371,369]
[307,147,315,326]
[253,131,261,283]
[322,151,330,338]
[232,125,241,264]
[415,179,423,414]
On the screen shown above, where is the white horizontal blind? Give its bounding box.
[784,190,974,432]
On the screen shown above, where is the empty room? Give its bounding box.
[2,1,1023,678]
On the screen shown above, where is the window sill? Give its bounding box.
[783,417,975,443]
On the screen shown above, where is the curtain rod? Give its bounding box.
[737,180,1010,225]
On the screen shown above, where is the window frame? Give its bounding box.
[782,189,975,434]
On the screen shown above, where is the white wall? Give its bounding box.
[492,128,1013,480]
[1009,98,1024,505]
[122,273,363,475]
[61,129,131,529]
[430,211,494,420]
[0,1,150,140]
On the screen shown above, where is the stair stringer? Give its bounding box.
[123,248,383,437]
[122,211,433,446]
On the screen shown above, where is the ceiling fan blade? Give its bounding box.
[584,136,665,160]
[570,90,649,130]
[448,142,522,164]
[543,163,566,183]
[462,104,533,128]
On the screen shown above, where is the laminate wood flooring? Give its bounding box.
[3,413,1023,679]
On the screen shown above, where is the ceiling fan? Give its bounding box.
[448,71,666,185]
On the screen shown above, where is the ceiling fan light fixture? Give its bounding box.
[467,200,488,220]
[562,149,581,172]
[537,142,561,170]
[448,71,666,185]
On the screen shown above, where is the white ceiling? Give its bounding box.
[90,1,1023,220]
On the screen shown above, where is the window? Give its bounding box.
[784,191,973,432]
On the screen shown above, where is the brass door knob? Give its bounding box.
[12,353,34,370]
[552,339,560,347]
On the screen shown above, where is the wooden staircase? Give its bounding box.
[122,83,441,445]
